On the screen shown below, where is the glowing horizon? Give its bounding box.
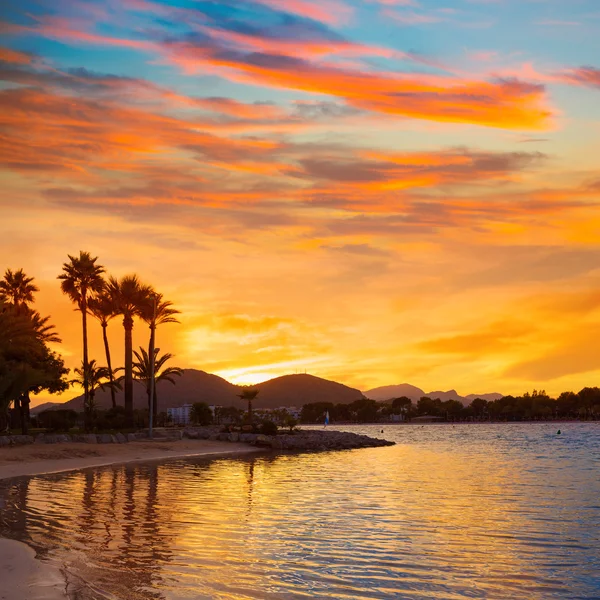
[2,0,600,406]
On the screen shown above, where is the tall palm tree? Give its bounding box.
[238,387,259,424]
[0,268,39,314]
[106,275,153,426]
[88,293,118,408]
[58,252,105,412]
[132,347,183,416]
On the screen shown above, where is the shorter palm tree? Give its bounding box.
[132,347,183,416]
[0,268,39,314]
[70,359,121,427]
[238,387,259,424]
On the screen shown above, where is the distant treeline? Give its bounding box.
[300,389,600,423]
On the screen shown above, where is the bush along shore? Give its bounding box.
[0,427,394,451]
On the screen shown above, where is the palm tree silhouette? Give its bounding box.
[0,268,39,314]
[139,293,180,415]
[106,275,152,427]
[132,347,183,416]
[88,292,119,408]
[71,359,121,426]
[238,387,259,424]
[58,252,105,413]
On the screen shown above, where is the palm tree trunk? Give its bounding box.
[124,315,134,427]
[248,399,253,423]
[20,392,30,435]
[102,322,117,409]
[153,387,158,421]
[81,292,89,413]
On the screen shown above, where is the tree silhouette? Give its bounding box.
[58,252,105,414]
[106,275,153,427]
[238,387,259,424]
[132,347,183,416]
[0,268,39,314]
[88,292,119,408]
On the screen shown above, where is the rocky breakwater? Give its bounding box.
[183,428,394,451]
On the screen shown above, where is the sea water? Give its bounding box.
[1,422,599,599]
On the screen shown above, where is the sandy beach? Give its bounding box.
[0,438,261,481]
[0,439,262,599]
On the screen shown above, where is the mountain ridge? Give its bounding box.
[32,372,504,414]
[363,384,503,406]
[36,371,365,413]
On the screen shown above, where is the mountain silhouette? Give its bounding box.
[48,370,364,413]
[363,384,503,406]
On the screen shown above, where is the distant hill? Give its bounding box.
[255,374,364,409]
[31,402,61,415]
[464,393,504,403]
[364,384,504,406]
[47,370,364,413]
[364,384,425,401]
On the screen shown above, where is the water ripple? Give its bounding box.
[1,423,599,599]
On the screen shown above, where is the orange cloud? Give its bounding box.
[0,45,33,64]
[6,12,553,130]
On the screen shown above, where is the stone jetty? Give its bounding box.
[183,427,395,451]
[0,428,393,451]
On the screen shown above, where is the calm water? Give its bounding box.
[1,423,600,599]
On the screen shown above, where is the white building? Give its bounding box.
[167,404,193,425]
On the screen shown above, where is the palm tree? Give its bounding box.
[238,387,259,424]
[106,275,153,426]
[70,359,121,427]
[0,268,39,314]
[58,252,105,412]
[132,347,183,416]
[27,310,62,344]
[88,293,118,408]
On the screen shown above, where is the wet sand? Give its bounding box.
[0,538,67,600]
[0,439,262,599]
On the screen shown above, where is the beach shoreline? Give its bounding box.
[0,440,264,599]
[0,439,262,481]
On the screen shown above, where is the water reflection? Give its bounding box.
[1,424,599,599]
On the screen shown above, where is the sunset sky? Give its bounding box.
[2,0,600,405]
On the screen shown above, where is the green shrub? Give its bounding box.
[38,409,78,432]
[260,420,278,436]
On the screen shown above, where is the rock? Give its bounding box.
[127,433,137,443]
[135,432,148,440]
[235,429,395,452]
[183,429,199,439]
[217,433,229,441]
[81,434,98,444]
[255,434,273,447]
[97,434,114,444]
[9,435,34,445]
[0,436,10,447]
[34,434,46,444]
[199,429,212,439]
[209,433,218,441]
[115,433,127,444]
[228,432,239,443]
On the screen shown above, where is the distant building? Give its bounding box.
[167,404,192,425]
